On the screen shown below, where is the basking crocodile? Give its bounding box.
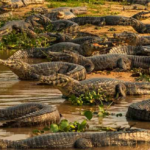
[0,14,79,37]
[113,31,150,46]
[39,74,150,97]
[123,4,148,10]
[132,11,150,20]
[0,129,150,149]
[10,41,105,58]
[39,32,107,46]
[69,16,133,26]
[109,45,150,56]
[0,102,60,127]
[0,59,87,80]
[0,0,44,10]
[50,7,87,15]
[127,0,150,5]
[131,17,150,33]
[126,99,150,121]
[48,51,150,72]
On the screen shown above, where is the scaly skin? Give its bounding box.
[127,0,150,5]
[69,16,134,26]
[131,18,150,33]
[0,59,86,80]
[0,0,44,11]
[0,11,12,19]
[10,41,105,58]
[0,102,60,127]
[132,11,150,20]
[39,74,150,97]
[50,7,87,15]
[48,51,150,72]
[45,11,76,21]
[0,129,150,149]
[123,4,147,10]
[0,14,79,37]
[126,99,150,121]
[113,31,150,46]
[109,45,150,56]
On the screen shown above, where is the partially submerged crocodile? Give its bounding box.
[113,31,150,46]
[0,102,60,127]
[39,74,150,98]
[126,99,150,121]
[48,51,150,72]
[0,129,150,149]
[0,59,87,80]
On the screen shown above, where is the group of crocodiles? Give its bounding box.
[1,0,150,149]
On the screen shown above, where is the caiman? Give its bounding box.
[9,40,105,58]
[48,51,150,72]
[0,59,87,80]
[113,31,150,46]
[127,99,150,121]
[0,129,150,149]
[109,45,150,56]
[39,74,150,98]
[0,102,60,127]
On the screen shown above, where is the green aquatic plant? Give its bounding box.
[68,88,111,106]
[32,110,92,134]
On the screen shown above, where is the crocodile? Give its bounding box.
[130,17,150,33]
[0,59,86,80]
[123,4,148,10]
[0,129,150,149]
[9,41,106,58]
[127,0,150,5]
[50,6,87,15]
[109,45,150,56]
[68,12,150,26]
[69,16,134,26]
[0,102,60,127]
[126,99,150,121]
[113,31,150,46]
[0,14,79,37]
[131,11,150,20]
[48,51,150,72]
[0,0,44,11]
[39,74,150,98]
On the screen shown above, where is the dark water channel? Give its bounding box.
[0,51,150,150]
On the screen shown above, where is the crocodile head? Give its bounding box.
[113,32,139,45]
[0,59,36,79]
[39,74,81,96]
[47,51,95,73]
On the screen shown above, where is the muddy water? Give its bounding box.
[1,51,150,149]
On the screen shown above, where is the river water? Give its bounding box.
[0,51,150,150]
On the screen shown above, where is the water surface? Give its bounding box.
[0,51,150,150]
